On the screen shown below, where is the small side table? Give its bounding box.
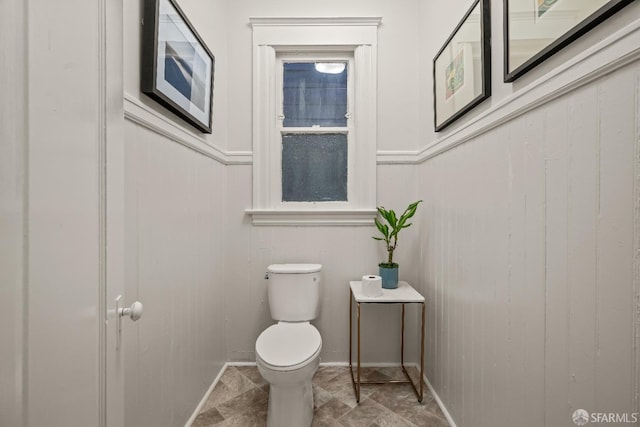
[348,280,426,403]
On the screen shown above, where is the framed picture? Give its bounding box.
[433,0,491,132]
[141,0,215,133]
[504,0,633,82]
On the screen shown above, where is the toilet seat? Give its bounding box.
[256,322,321,371]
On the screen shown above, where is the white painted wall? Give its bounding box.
[224,164,422,363]
[225,0,422,153]
[123,1,228,425]
[416,2,640,426]
[123,0,426,400]
[122,121,227,426]
[0,0,26,425]
[222,0,425,364]
[9,1,636,426]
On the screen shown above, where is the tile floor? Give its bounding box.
[192,365,450,427]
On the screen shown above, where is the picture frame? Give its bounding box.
[141,0,215,133]
[504,0,633,82]
[433,0,491,132]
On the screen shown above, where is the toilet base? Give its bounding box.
[257,354,320,427]
[267,378,314,427]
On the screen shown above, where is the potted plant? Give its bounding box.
[373,200,422,289]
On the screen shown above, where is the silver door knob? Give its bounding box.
[119,301,143,321]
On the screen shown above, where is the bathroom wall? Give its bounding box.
[121,2,640,427]
[123,1,229,425]
[0,0,26,425]
[222,0,425,364]
[121,0,426,424]
[415,1,640,426]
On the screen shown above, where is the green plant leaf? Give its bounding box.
[398,201,422,227]
[374,217,389,240]
[377,206,392,227]
[374,201,421,260]
[372,237,384,241]
[388,209,398,228]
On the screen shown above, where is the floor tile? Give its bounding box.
[370,410,417,427]
[358,367,393,382]
[219,367,257,395]
[216,387,268,419]
[312,366,345,389]
[200,381,235,412]
[311,409,342,427]
[195,366,451,427]
[337,398,387,427]
[191,407,224,427]
[369,383,445,427]
[313,383,335,409]
[315,398,352,420]
[235,365,269,388]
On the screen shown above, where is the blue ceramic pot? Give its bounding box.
[379,265,399,289]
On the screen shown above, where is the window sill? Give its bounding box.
[245,208,378,226]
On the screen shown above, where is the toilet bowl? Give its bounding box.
[256,263,323,427]
[256,322,321,427]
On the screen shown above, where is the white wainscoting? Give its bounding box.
[415,45,640,427]
[121,118,227,427]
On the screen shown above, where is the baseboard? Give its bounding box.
[184,363,229,427]
[410,364,457,427]
[226,361,413,368]
[226,361,259,367]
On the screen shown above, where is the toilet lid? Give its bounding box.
[256,322,321,368]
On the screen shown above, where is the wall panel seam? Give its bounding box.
[97,0,108,426]
[21,0,29,424]
[634,68,640,413]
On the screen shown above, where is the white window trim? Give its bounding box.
[246,17,381,226]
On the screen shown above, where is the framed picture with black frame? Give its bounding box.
[141,0,215,133]
[433,0,491,132]
[504,0,634,82]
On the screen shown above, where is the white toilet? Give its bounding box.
[256,263,323,427]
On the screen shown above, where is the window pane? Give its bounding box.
[282,133,347,202]
[283,62,347,127]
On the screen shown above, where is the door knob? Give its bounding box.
[119,301,143,321]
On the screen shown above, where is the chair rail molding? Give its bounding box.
[418,15,640,164]
[123,93,252,165]
[124,17,640,171]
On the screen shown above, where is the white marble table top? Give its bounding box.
[349,280,425,303]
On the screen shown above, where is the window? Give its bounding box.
[280,57,351,203]
[247,17,380,226]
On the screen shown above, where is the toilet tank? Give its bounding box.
[266,264,321,321]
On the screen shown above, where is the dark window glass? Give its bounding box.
[283,62,347,127]
[282,133,347,202]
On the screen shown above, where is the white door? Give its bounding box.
[0,1,127,426]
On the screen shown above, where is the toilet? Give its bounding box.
[256,263,323,427]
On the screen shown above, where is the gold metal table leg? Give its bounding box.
[348,289,361,402]
[399,303,425,403]
[356,301,361,402]
[401,303,405,366]
[348,293,426,404]
[348,289,355,400]
[420,301,425,402]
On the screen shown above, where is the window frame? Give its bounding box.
[276,53,354,207]
[246,17,380,226]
